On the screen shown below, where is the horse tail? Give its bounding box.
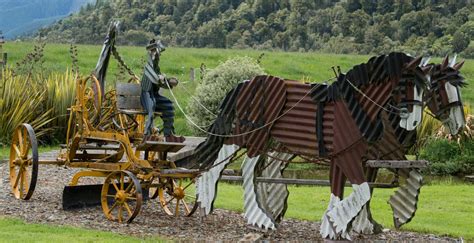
[193,82,245,169]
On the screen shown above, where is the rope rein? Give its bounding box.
[165,78,327,138]
[344,78,404,115]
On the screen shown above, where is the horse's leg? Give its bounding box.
[326,152,371,240]
[389,168,423,228]
[352,167,383,234]
[196,144,240,215]
[251,152,293,224]
[241,153,278,229]
[320,164,346,239]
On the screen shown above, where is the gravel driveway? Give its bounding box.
[0,152,461,242]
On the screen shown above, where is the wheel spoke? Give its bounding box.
[13,166,23,189]
[111,180,120,192]
[120,173,124,190]
[106,194,116,198]
[19,171,25,198]
[126,196,137,201]
[118,205,123,223]
[162,196,175,207]
[124,182,134,193]
[185,195,196,200]
[182,198,190,213]
[123,202,133,217]
[13,144,22,158]
[107,201,118,215]
[175,199,180,215]
[17,129,23,152]
[183,181,193,191]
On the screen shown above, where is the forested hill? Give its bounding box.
[39,0,474,57]
[0,0,94,39]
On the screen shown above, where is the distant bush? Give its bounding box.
[186,56,265,135]
[420,139,474,176]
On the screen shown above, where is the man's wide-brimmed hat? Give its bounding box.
[146,39,166,52]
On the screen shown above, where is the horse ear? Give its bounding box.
[449,54,457,67]
[441,55,449,70]
[407,56,422,69]
[421,65,432,74]
[453,60,465,71]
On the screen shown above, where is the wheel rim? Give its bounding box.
[158,178,197,217]
[9,124,38,200]
[101,171,143,223]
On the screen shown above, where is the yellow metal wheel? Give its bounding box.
[9,124,38,200]
[158,178,198,217]
[101,171,143,223]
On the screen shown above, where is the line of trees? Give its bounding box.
[38,0,474,57]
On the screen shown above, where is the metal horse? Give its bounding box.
[193,52,432,239]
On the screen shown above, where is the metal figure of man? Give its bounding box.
[140,39,178,139]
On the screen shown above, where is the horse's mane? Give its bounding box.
[341,52,424,89]
[429,63,467,87]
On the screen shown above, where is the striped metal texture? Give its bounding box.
[196,144,240,215]
[241,154,276,229]
[194,83,243,169]
[227,75,287,158]
[255,152,293,223]
[389,169,423,228]
[271,81,334,157]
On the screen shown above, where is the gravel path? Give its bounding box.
[0,154,461,242]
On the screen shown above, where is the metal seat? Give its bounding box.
[116,83,146,114]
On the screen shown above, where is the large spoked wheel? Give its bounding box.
[101,171,143,223]
[158,177,198,217]
[9,123,38,200]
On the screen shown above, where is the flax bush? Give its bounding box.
[187,56,265,135]
[0,68,76,145]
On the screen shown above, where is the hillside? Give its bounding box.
[39,0,474,57]
[0,0,94,39]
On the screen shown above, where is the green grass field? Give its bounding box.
[0,217,166,242]
[3,42,474,135]
[0,181,471,241]
[214,181,474,239]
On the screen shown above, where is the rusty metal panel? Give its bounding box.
[271,81,333,156]
[389,169,423,228]
[196,83,243,169]
[228,75,287,157]
[332,100,368,184]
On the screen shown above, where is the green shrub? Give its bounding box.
[186,56,265,135]
[420,138,474,175]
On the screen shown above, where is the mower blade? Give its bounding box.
[62,184,149,210]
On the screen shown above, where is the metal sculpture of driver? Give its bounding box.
[140,39,182,142]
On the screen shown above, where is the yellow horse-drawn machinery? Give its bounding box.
[8,23,199,223]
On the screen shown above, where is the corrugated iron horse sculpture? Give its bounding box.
[192,53,466,240]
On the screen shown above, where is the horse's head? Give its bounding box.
[393,55,427,131]
[424,56,466,135]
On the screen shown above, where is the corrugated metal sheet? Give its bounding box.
[195,83,243,170]
[242,155,276,229]
[389,169,423,228]
[255,152,293,223]
[196,144,240,215]
[332,100,368,184]
[227,75,287,158]
[272,81,321,156]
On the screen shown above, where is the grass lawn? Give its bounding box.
[0,217,165,242]
[3,42,474,135]
[214,181,474,240]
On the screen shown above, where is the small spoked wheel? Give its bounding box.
[158,178,198,217]
[9,123,38,200]
[101,171,143,223]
